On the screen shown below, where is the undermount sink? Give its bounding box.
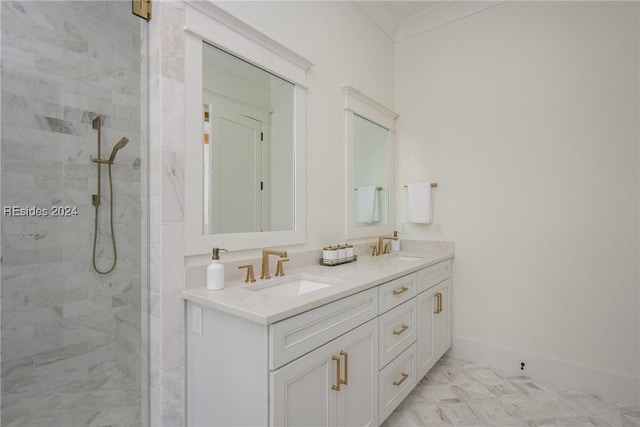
[247,274,343,297]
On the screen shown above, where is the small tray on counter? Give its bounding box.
[319,255,358,267]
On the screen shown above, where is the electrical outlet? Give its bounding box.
[399,223,407,233]
[434,223,442,235]
[192,305,203,336]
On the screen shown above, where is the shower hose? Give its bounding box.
[92,163,118,275]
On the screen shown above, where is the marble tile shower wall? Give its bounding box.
[0,0,144,420]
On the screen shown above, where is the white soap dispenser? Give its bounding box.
[207,247,226,290]
[391,230,400,252]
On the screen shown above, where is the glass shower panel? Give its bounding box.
[0,1,149,426]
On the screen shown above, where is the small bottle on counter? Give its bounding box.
[207,247,226,290]
[391,231,400,252]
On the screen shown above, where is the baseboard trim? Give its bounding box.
[449,336,640,408]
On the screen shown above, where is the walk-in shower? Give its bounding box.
[1,1,149,426]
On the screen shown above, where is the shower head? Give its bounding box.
[108,137,129,164]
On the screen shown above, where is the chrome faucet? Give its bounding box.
[378,235,398,255]
[261,249,288,279]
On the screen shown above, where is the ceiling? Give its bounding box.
[384,1,446,20]
[354,1,505,42]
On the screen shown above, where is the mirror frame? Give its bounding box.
[344,85,398,239]
[184,2,312,255]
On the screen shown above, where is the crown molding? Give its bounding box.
[396,1,507,41]
[352,1,400,41]
[353,1,508,43]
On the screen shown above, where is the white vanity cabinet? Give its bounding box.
[186,258,452,427]
[416,261,452,379]
[187,287,378,427]
[271,319,378,427]
[433,279,452,359]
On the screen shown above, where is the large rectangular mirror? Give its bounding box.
[184,2,311,255]
[202,43,294,234]
[344,85,398,239]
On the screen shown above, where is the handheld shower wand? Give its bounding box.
[91,117,128,274]
[91,137,129,165]
[108,137,129,164]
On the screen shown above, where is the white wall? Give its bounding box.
[395,1,639,405]
[214,1,395,253]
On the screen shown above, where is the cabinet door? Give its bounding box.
[271,320,379,427]
[335,319,378,427]
[433,279,452,359]
[416,287,437,379]
[270,338,336,427]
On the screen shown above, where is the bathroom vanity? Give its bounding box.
[183,248,453,426]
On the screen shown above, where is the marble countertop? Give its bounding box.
[182,246,454,325]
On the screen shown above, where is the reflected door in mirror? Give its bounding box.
[205,97,263,233]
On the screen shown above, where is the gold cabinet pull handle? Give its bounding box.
[393,372,409,386]
[339,351,348,385]
[438,292,443,313]
[392,286,409,296]
[393,324,409,336]
[434,292,439,314]
[331,355,341,391]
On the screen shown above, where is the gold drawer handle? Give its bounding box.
[392,286,409,296]
[393,372,409,386]
[434,292,441,314]
[393,324,409,336]
[438,292,443,313]
[340,351,348,385]
[331,355,341,391]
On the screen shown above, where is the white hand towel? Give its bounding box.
[407,183,432,224]
[356,186,379,223]
[372,189,380,222]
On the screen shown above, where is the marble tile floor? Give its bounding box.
[382,356,640,427]
[2,367,142,427]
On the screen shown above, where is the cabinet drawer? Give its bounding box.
[417,260,451,293]
[378,273,417,314]
[379,342,417,423]
[269,288,378,370]
[378,298,416,369]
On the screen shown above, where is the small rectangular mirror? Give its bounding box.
[344,86,397,239]
[353,114,390,226]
